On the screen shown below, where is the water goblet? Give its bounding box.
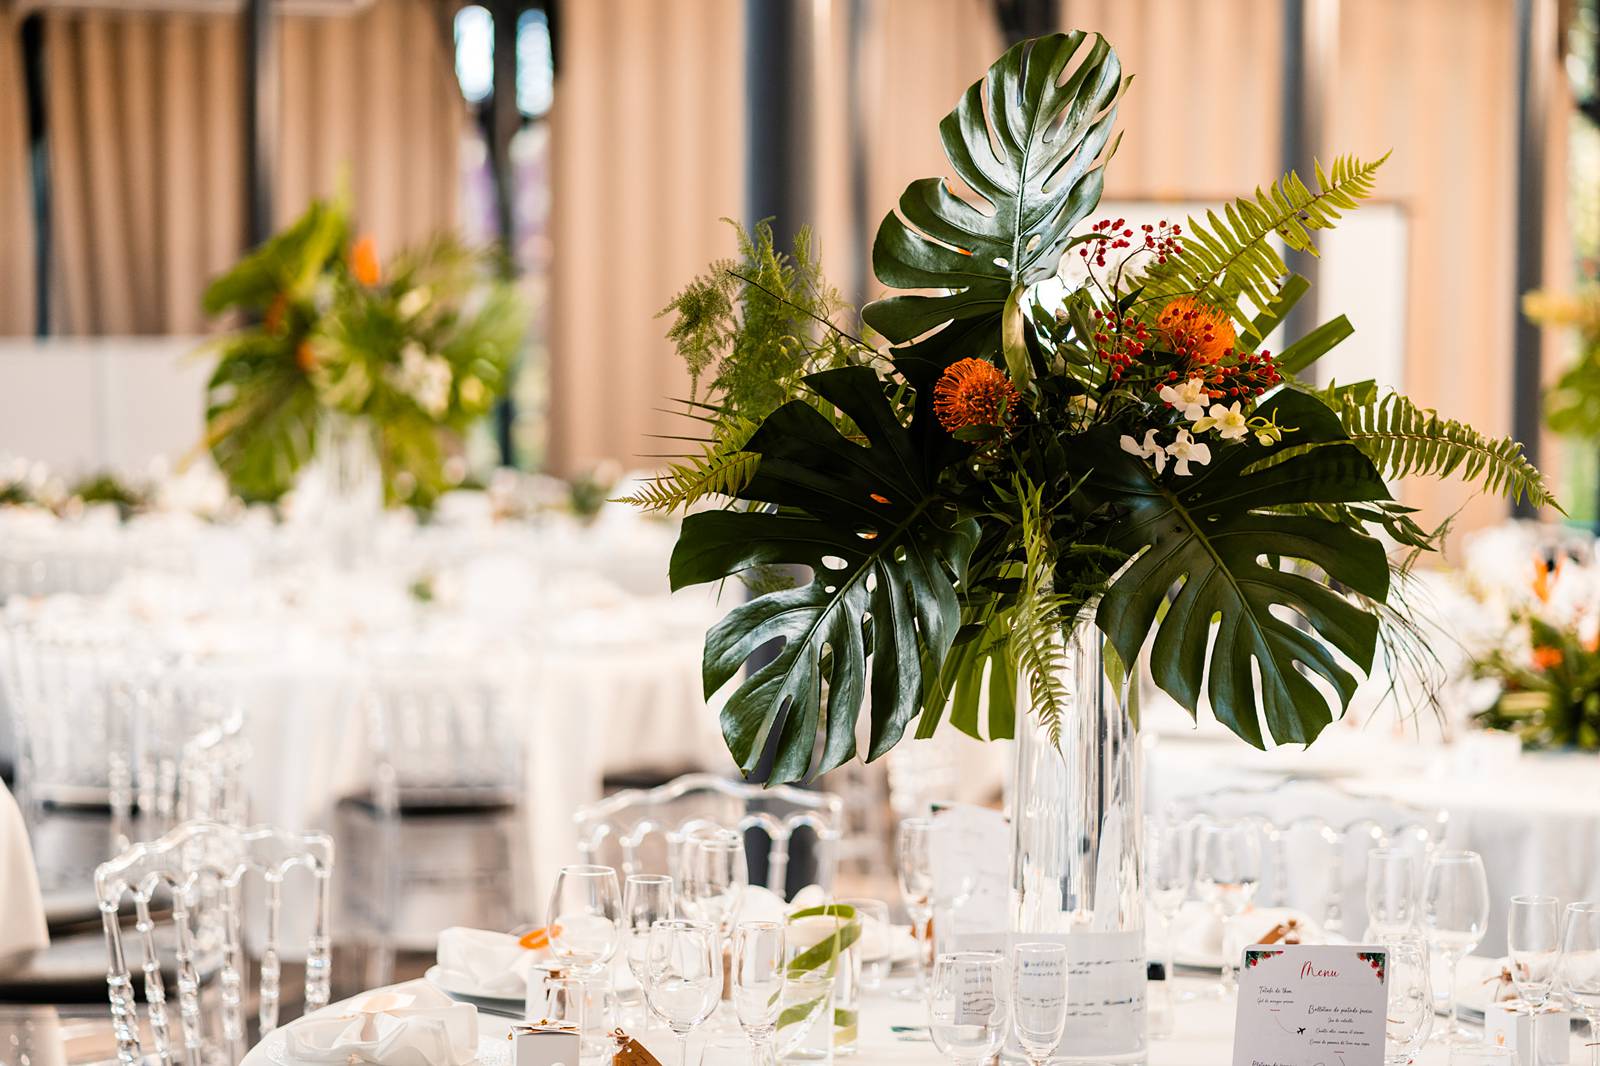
[644,919,722,1066]
[1193,819,1261,996]
[1558,901,1600,1066]
[1420,850,1489,1045]
[1383,935,1433,1066]
[1508,894,1560,1066]
[622,874,675,1025]
[732,921,785,1066]
[548,864,622,1053]
[1144,814,1190,1027]
[928,951,1011,1066]
[1012,942,1067,1066]
[1365,847,1417,940]
[681,829,746,940]
[897,817,936,1000]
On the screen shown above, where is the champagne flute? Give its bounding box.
[1559,901,1600,1066]
[682,829,746,941]
[623,874,676,1024]
[547,864,622,1054]
[1420,849,1489,1045]
[1144,814,1190,1029]
[1383,935,1433,1066]
[897,817,936,1000]
[1364,847,1417,940]
[1193,820,1261,996]
[928,951,1011,1066]
[1012,942,1067,1066]
[732,921,785,1066]
[1508,894,1560,1066]
[644,919,722,1066]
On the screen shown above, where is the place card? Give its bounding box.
[1232,945,1388,1066]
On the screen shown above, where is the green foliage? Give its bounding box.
[618,418,761,513]
[1011,478,1074,747]
[1474,614,1600,751]
[669,367,979,785]
[1316,381,1560,511]
[1077,389,1393,747]
[863,31,1124,383]
[202,197,349,315]
[1140,154,1388,318]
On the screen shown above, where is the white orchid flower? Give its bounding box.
[1193,401,1249,440]
[1157,378,1210,420]
[1166,428,1211,476]
[1118,428,1168,474]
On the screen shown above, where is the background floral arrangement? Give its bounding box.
[634,32,1557,784]
[199,196,526,507]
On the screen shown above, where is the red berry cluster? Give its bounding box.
[1160,349,1282,399]
[1077,218,1135,268]
[1140,220,1183,263]
[1090,307,1151,382]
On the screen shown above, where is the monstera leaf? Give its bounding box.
[862,31,1124,381]
[669,367,979,784]
[1077,389,1392,747]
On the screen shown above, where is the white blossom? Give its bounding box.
[1158,378,1210,420]
[1119,428,1168,474]
[1194,401,1249,440]
[396,342,453,418]
[1166,428,1211,476]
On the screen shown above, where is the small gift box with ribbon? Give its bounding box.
[507,1021,580,1066]
[1484,998,1570,1065]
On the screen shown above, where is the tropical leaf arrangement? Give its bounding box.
[637,32,1559,784]
[199,196,526,507]
[1524,285,1600,440]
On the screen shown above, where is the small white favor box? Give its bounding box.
[510,1024,581,1066]
[1484,1000,1570,1065]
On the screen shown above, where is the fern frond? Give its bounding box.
[1319,382,1561,511]
[1141,153,1389,315]
[618,418,761,513]
[1012,477,1074,747]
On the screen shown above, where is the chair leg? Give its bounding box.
[368,807,399,989]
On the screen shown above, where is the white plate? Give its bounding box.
[261,1027,512,1066]
[425,964,526,1012]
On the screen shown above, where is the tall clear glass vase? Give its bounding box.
[1010,613,1146,1064]
[299,412,383,569]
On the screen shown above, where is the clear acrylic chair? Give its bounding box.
[341,661,526,985]
[574,772,843,899]
[96,819,334,1066]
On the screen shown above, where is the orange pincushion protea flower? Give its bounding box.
[1158,296,1236,365]
[350,235,381,287]
[1531,645,1564,670]
[934,357,1021,435]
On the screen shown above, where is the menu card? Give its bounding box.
[1232,945,1388,1066]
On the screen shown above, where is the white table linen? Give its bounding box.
[0,779,48,960]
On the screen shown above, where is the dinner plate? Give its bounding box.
[425,964,526,1013]
[261,1027,513,1066]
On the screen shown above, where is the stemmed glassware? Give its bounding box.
[928,951,1011,1066]
[1144,814,1191,1027]
[1012,942,1067,1066]
[622,874,676,1025]
[643,919,723,1066]
[1419,849,1489,1044]
[1364,847,1417,940]
[1507,895,1560,1066]
[547,864,623,1057]
[682,829,747,941]
[897,817,936,1000]
[1559,901,1600,1066]
[732,921,785,1066]
[1192,819,1261,996]
[1382,935,1433,1066]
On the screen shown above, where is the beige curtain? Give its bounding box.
[42,0,463,335]
[545,0,746,475]
[0,0,35,335]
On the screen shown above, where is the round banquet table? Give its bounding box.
[242,977,1594,1066]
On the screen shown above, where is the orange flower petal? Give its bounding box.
[351,235,381,287]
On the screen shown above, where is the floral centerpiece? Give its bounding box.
[636,31,1555,785]
[199,196,526,508]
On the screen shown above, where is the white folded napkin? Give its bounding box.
[284,980,478,1066]
[436,927,544,997]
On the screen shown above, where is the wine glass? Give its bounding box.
[1364,847,1417,940]
[644,919,722,1066]
[897,817,936,1000]
[1012,942,1067,1066]
[1508,894,1560,1066]
[1559,901,1600,1066]
[839,897,892,989]
[682,829,747,940]
[548,864,623,975]
[1420,849,1489,1044]
[1143,814,1190,1030]
[1193,819,1261,996]
[622,874,675,1024]
[928,951,1011,1066]
[1383,935,1433,1066]
[732,921,785,1066]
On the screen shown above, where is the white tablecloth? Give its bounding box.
[241,977,1594,1066]
[0,779,48,960]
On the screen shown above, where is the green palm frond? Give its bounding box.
[1141,154,1388,316]
[1013,479,1073,747]
[1318,381,1560,511]
[617,419,761,512]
